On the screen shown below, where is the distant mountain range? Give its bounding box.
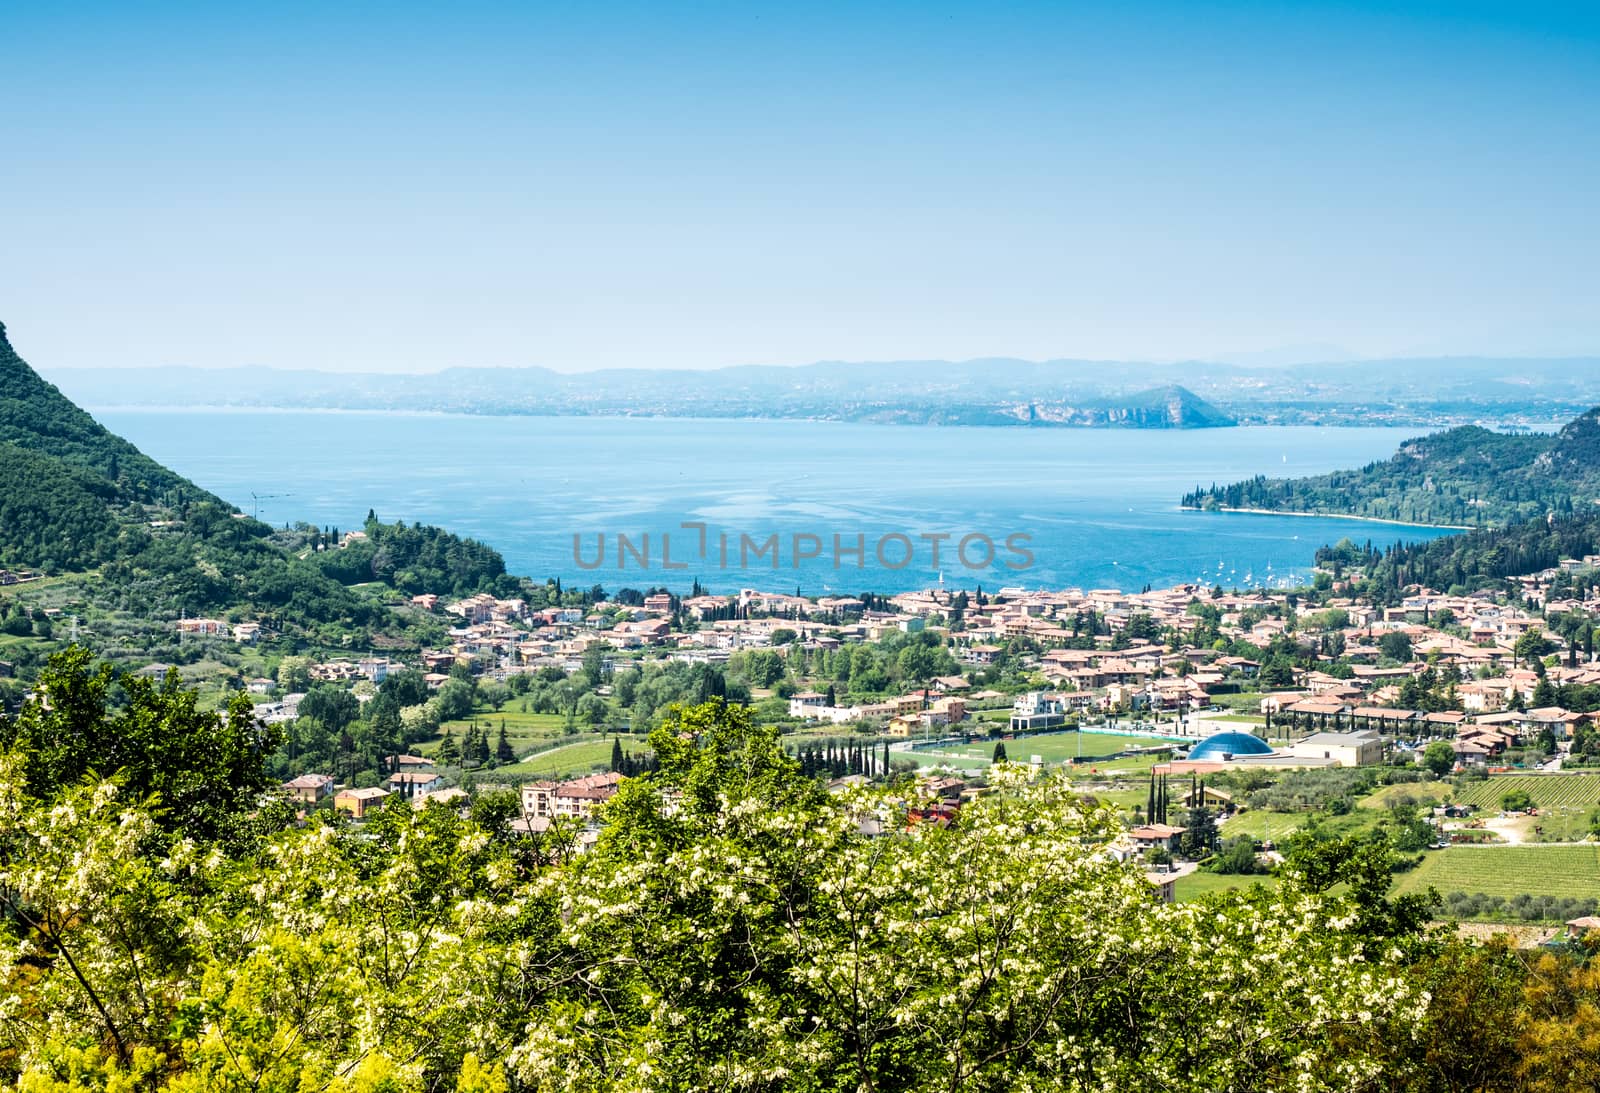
[1183,406,1600,527]
[39,354,1600,428]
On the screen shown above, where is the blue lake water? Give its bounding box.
[94,410,1458,595]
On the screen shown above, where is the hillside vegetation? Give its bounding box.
[2,680,1574,1093]
[0,321,513,633]
[0,321,219,508]
[314,515,513,597]
[0,441,130,571]
[1319,511,1600,600]
[1184,408,1600,526]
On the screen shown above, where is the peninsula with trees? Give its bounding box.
[1183,406,1600,527]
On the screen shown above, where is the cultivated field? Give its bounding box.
[1221,810,1312,843]
[495,738,621,779]
[1451,774,1600,813]
[1393,845,1600,902]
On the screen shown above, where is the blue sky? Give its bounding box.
[3,1,1596,372]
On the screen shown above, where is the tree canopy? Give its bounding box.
[3,669,1600,1091]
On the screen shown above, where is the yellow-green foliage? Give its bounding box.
[0,695,1584,1092]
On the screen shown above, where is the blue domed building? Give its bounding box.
[1186,731,1274,762]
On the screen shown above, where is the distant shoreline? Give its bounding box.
[80,404,1550,434]
[1193,505,1475,532]
[81,404,1233,429]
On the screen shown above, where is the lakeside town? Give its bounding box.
[8,0,1600,1080]
[25,526,1577,926]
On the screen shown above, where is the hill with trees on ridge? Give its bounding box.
[0,320,221,509]
[0,320,514,632]
[1183,407,1600,527]
[1022,383,1236,428]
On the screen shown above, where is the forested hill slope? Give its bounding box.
[0,322,221,508]
[0,322,237,571]
[0,320,513,627]
[0,441,130,571]
[1182,408,1600,527]
[1318,511,1600,601]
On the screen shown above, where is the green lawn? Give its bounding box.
[1209,692,1269,713]
[1522,809,1598,843]
[1394,845,1600,901]
[1095,753,1179,774]
[911,730,1179,773]
[1220,807,1382,844]
[1173,871,1277,901]
[1072,783,1153,812]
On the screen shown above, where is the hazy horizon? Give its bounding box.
[26,346,1600,379]
[5,2,1597,373]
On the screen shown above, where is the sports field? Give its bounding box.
[907,730,1180,773]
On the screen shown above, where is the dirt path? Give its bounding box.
[1479,815,1529,844]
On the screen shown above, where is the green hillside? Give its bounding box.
[0,321,512,636]
[1182,408,1600,526]
[0,321,220,507]
[0,441,131,570]
[1318,510,1600,601]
